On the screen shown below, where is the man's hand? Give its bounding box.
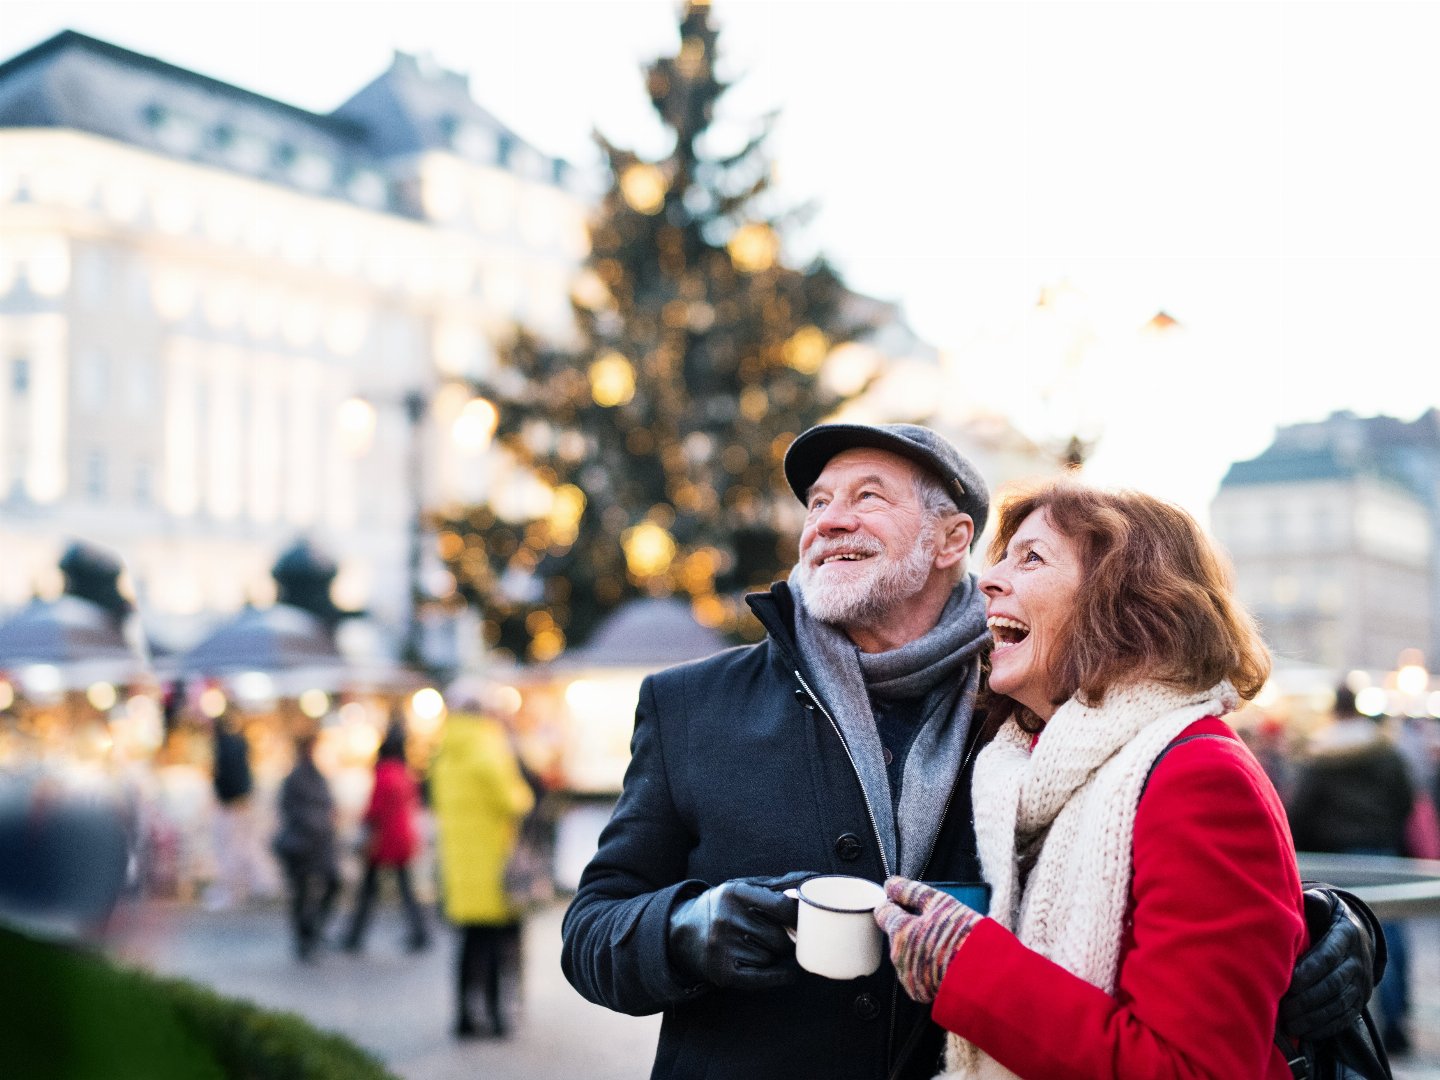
[874,877,984,1004]
[667,872,811,990]
[1278,886,1378,1042]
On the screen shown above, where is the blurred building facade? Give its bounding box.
[1211,408,1440,675]
[0,31,590,658]
[0,31,962,673]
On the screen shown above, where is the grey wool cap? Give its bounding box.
[783,422,990,538]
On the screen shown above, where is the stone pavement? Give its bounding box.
[105,897,1440,1079]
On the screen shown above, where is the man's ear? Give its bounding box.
[934,514,973,570]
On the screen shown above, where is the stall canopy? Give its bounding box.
[0,595,147,688]
[178,603,342,674]
[0,542,149,690]
[173,540,418,696]
[557,597,730,670]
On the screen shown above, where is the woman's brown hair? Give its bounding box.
[981,480,1271,733]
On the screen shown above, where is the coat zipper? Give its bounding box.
[792,668,891,880]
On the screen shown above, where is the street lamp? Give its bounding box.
[401,389,427,669]
[339,386,497,672]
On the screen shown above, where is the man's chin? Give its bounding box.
[800,583,877,627]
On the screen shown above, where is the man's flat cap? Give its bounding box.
[783,422,989,537]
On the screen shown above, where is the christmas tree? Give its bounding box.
[436,0,866,662]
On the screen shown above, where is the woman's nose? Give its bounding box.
[978,566,1006,595]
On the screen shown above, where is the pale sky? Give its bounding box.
[5,0,1439,522]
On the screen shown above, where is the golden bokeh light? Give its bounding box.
[692,594,727,628]
[547,484,587,543]
[783,325,828,374]
[571,268,612,310]
[437,530,464,561]
[726,222,779,273]
[620,163,668,215]
[739,386,769,421]
[679,548,720,593]
[622,521,677,578]
[590,351,637,407]
[529,627,565,662]
[452,397,500,454]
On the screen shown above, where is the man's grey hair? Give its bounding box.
[913,470,960,521]
[913,469,967,578]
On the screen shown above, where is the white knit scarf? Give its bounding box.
[939,680,1239,1079]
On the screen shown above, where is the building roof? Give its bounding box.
[0,30,577,216]
[1220,408,1440,504]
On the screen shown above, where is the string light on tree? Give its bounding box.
[430,1,869,660]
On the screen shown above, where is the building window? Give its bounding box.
[8,452,27,500]
[76,350,109,411]
[128,362,157,413]
[84,449,107,502]
[134,461,153,506]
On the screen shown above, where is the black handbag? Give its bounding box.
[1275,884,1394,1080]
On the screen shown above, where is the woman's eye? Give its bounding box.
[1022,550,1042,565]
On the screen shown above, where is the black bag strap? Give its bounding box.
[1139,731,1232,798]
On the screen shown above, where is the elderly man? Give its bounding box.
[561,422,1368,1080]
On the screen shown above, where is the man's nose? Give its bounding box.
[814,501,857,533]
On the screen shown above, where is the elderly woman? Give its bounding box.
[876,481,1306,1078]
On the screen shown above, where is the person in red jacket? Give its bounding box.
[876,479,1308,1079]
[341,717,430,953]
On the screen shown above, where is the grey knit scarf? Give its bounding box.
[790,572,989,878]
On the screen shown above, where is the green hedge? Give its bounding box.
[0,926,399,1080]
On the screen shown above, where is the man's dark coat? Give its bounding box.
[561,582,985,1080]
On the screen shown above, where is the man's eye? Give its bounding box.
[808,498,828,512]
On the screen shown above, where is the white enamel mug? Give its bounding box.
[786,874,887,980]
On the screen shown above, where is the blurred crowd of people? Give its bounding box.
[191,682,554,1040]
[1244,687,1440,1055]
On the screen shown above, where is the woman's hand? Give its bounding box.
[874,877,985,1003]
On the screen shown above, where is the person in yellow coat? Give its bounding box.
[428,693,535,1039]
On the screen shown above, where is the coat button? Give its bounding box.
[853,992,880,1021]
[793,689,814,710]
[834,833,862,861]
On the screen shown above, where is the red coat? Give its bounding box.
[933,717,1306,1079]
[363,758,422,866]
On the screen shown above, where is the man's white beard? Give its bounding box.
[794,521,938,629]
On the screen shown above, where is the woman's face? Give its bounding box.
[977,508,1084,722]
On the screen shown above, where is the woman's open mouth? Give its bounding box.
[987,615,1030,654]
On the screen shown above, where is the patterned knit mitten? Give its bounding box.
[874,876,984,1004]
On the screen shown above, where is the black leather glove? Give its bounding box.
[667,872,811,990]
[1277,886,1379,1042]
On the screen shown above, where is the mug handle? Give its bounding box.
[783,888,800,941]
